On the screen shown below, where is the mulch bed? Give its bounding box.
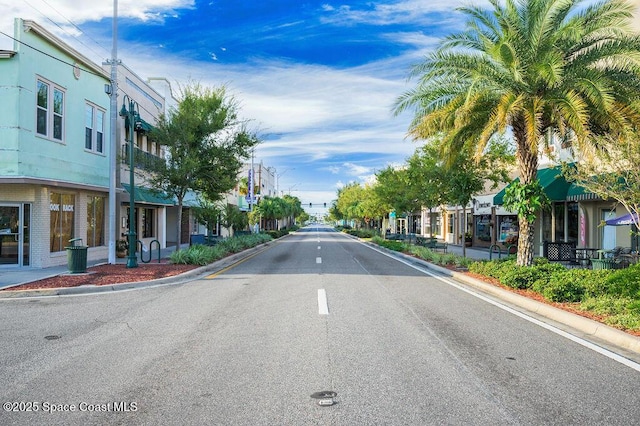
[2,263,200,291]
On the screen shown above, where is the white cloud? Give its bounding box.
[0,0,194,50]
[319,0,481,26]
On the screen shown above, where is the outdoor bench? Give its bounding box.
[416,236,448,253]
[385,233,415,243]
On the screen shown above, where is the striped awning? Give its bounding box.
[566,183,601,201]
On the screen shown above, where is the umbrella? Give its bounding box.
[605,212,639,226]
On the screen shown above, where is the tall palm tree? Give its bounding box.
[395,0,640,265]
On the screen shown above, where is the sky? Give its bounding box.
[2,0,639,217]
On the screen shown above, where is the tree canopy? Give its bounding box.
[395,0,640,265]
[148,82,260,248]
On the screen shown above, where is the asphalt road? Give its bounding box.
[1,226,639,425]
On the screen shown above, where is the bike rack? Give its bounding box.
[489,244,502,260]
[138,239,161,263]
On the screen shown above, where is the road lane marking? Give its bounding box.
[318,289,329,315]
[318,246,321,250]
[316,257,322,264]
[361,241,640,372]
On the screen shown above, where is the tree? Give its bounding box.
[404,144,448,236]
[149,82,259,250]
[335,183,368,228]
[281,195,303,227]
[443,138,514,256]
[395,0,640,265]
[192,197,221,238]
[563,134,640,229]
[254,196,286,230]
[374,167,414,218]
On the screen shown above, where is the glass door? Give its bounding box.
[0,204,30,267]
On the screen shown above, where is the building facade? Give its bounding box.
[0,19,111,268]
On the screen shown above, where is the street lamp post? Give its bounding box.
[119,95,141,268]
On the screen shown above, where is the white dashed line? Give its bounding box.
[318,289,329,315]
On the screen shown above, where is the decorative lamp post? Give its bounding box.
[119,95,141,268]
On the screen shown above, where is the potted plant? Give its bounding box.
[464,232,473,246]
[116,239,128,258]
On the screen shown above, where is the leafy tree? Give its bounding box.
[405,144,448,236]
[192,197,221,237]
[444,138,514,256]
[218,203,248,237]
[281,195,303,227]
[395,0,640,265]
[148,82,259,250]
[255,196,286,230]
[335,183,367,227]
[563,134,640,229]
[374,167,415,219]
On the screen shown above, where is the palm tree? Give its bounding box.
[395,0,640,265]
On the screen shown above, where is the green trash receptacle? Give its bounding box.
[65,238,88,273]
[591,258,615,270]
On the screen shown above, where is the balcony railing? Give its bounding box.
[121,144,165,172]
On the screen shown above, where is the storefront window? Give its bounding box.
[475,215,492,242]
[568,202,578,243]
[425,211,441,236]
[50,193,75,252]
[554,203,565,242]
[87,196,105,247]
[142,208,154,238]
[497,216,518,243]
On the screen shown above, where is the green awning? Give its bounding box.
[566,183,600,201]
[493,166,572,205]
[124,116,154,132]
[122,184,174,206]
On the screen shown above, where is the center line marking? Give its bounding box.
[318,289,329,315]
[316,257,322,264]
[318,246,321,250]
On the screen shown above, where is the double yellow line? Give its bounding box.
[203,244,272,280]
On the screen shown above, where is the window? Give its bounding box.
[85,103,105,153]
[50,193,75,252]
[142,208,154,238]
[36,79,65,142]
[87,197,105,247]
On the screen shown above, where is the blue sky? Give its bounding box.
[7,0,627,216]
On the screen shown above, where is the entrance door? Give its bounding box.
[0,204,30,267]
[602,209,616,250]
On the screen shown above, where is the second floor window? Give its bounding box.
[85,104,105,153]
[36,79,64,142]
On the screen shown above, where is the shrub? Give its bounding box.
[501,266,542,289]
[170,233,272,265]
[604,263,640,299]
[537,269,586,302]
[469,259,517,280]
[580,296,640,330]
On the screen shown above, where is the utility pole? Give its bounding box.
[107,0,119,264]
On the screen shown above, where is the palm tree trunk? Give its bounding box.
[514,123,539,266]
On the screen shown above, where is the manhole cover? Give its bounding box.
[310,391,337,399]
[311,390,337,406]
[44,335,61,340]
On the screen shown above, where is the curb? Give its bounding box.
[0,241,274,299]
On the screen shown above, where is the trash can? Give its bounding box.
[65,238,88,273]
[591,258,615,270]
